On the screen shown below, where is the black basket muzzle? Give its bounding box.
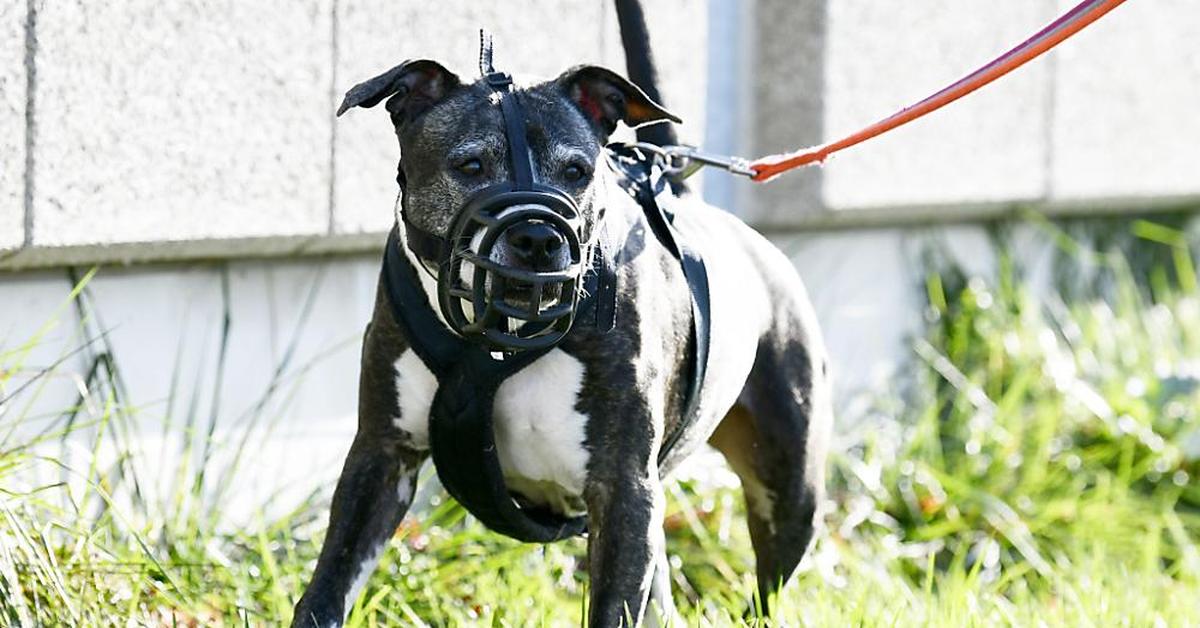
[395,51,596,353]
[436,184,587,352]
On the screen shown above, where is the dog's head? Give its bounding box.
[338,59,678,270]
[339,58,678,349]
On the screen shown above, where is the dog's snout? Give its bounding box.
[505,222,566,269]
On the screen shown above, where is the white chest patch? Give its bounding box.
[392,348,591,515]
[393,350,437,448]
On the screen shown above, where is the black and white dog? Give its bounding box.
[292,35,832,628]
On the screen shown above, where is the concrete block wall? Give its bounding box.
[1050,0,1200,199]
[738,0,1200,227]
[1,0,706,267]
[820,0,1054,210]
[1,0,24,251]
[31,1,335,247]
[334,0,707,235]
[4,1,1197,265]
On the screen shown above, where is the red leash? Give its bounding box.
[746,0,1129,182]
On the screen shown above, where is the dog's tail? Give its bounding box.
[614,0,678,149]
[613,0,689,192]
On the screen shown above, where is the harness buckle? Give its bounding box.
[484,71,513,89]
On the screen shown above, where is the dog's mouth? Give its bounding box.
[427,195,590,351]
[451,275,570,330]
[501,280,566,310]
[454,215,578,311]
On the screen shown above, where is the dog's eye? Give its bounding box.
[563,164,589,183]
[457,159,484,177]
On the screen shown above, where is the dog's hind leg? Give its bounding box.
[707,336,831,616]
[291,434,424,628]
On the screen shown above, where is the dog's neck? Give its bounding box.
[393,193,453,329]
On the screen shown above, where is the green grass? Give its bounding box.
[2,218,1198,626]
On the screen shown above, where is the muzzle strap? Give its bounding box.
[485,71,536,190]
[480,31,535,190]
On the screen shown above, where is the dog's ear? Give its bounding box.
[337,59,461,125]
[557,65,682,137]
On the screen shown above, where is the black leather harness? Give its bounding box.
[381,123,710,542]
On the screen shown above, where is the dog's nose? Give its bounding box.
[505,222,566,269]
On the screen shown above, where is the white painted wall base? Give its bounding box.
[0,224,1028,508]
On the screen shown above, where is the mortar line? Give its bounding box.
[1041,6,1059,202]
[22,0,38,248]
[327,0,340,235]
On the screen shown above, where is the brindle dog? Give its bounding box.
[291,58,832,627]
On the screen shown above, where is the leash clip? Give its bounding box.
[633,143,755,179]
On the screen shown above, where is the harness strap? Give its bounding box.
[607,145,711,464]
[430,356,589,541]
[382,227,588,541]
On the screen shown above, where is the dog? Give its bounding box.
[291,50,832,627]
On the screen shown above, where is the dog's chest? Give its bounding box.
[392,349,591,516]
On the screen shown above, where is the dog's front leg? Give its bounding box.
[585,462,665,627]
[291,433,423,628]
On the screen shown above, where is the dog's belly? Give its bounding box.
[392,348,590,516]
